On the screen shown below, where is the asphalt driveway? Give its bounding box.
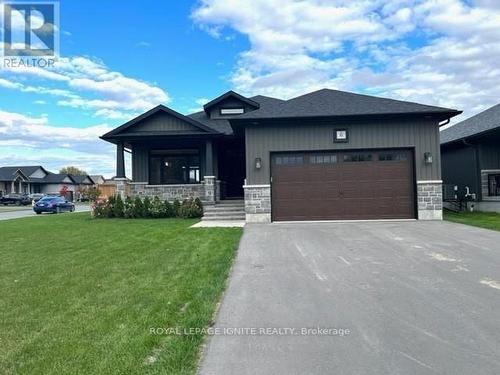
[199,221,500,375]
[0,203,91,221]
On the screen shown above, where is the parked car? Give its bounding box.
[33,196,75,214]
[0,193,32,206]
[29,193,45,202]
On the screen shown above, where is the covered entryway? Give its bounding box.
[271,149,415,221]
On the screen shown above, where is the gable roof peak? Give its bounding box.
[203,90,260,113]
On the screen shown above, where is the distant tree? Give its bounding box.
[59,166,87,176]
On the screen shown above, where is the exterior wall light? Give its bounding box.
[424,152,433,164]
[255,157,262,169]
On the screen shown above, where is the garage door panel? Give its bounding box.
[271,149,415,221]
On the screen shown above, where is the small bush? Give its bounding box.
[173,199,181,217]
[123,196,134,218]
[164,200,175,218]
[150,196,164,218]
[133,196,144,218]
[143,196,151,218]
[113,195,124,218]
[179,198,204,219]
[106,196,116,218]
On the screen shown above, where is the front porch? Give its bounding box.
[114,136,245,204]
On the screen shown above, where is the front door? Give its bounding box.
[218,139,245,199]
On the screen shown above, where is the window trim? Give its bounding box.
[220,107,245,115]
[333,128,349,143]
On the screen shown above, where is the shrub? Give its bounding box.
[91,198,110,218]
[143,196,151,218]
[150,196,164,218]
[113,195,124,218]
[179,198,203,219]
[106,196,116,218]
[173,199,181,217]
[123,196,134,218]
[164,200,175,218]
[133,196,144,218]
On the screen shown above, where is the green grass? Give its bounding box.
[444,210,500,232]
[0,213,243,375]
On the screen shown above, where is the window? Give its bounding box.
[488,174,500,196]
[334,129,349,143]
[220,108,244,115]
[149,150,200,185]
[378,152,408,161]
[343,153,372,162]
[275,155,304,165]
[310,154,337,164]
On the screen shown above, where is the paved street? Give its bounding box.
[200,221,500,375]
[0,203,91,221]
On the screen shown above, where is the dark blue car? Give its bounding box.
[33,196,75,214]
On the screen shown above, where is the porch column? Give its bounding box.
[18,180,22,193]
[204,139,216,203]
[205,139,214,176]
[116,141,126,178]
[11,181,15,193]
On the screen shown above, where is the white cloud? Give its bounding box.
[0,110,117,175]
[0,56,169,119]
[193,0,500,121]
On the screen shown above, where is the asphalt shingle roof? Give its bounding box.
[440,103,500,145]
[187,95,286,135]
[0,166,43,181]
[235,89,459,120]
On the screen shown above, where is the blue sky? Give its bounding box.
[0,0,499,176]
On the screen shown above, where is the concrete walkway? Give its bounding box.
[199,221,500,375]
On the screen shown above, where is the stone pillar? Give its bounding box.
[417,180,443,220]
[244,184,271,223]
[116,141,126,179]
[204,176,216,204]
[115,178,128,198]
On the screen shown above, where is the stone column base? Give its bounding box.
[417,180,443,220]
[244,185,271,223]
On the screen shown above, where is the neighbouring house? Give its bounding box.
[441,104,500,213]
[101,89,460,222]
[0,165,95,201]
[90,175,106,185]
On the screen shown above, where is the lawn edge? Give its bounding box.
[195,227,245,373]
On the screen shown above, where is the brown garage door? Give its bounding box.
[271,149,415,221]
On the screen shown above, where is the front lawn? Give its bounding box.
[0,213,242,374]
[444,210,500,232]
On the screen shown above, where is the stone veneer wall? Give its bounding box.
[417,181,443,220]
[244,185,271,223]
[127,179,219,203]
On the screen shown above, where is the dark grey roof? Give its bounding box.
[0,166,44,181]
[187,95,286,134]
[203,90,260,113]
[71,175,95,184]
[40,173,76,184]
[235,88,460,120]
[440,104,500,145]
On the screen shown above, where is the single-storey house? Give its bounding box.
[0,165,95,200]
[441,103,500,212]
[101,89,460,222]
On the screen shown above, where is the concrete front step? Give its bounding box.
[203,212,245,218]
[204,206,245,212]
[202,200,245,221]
[202,216,246,221]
